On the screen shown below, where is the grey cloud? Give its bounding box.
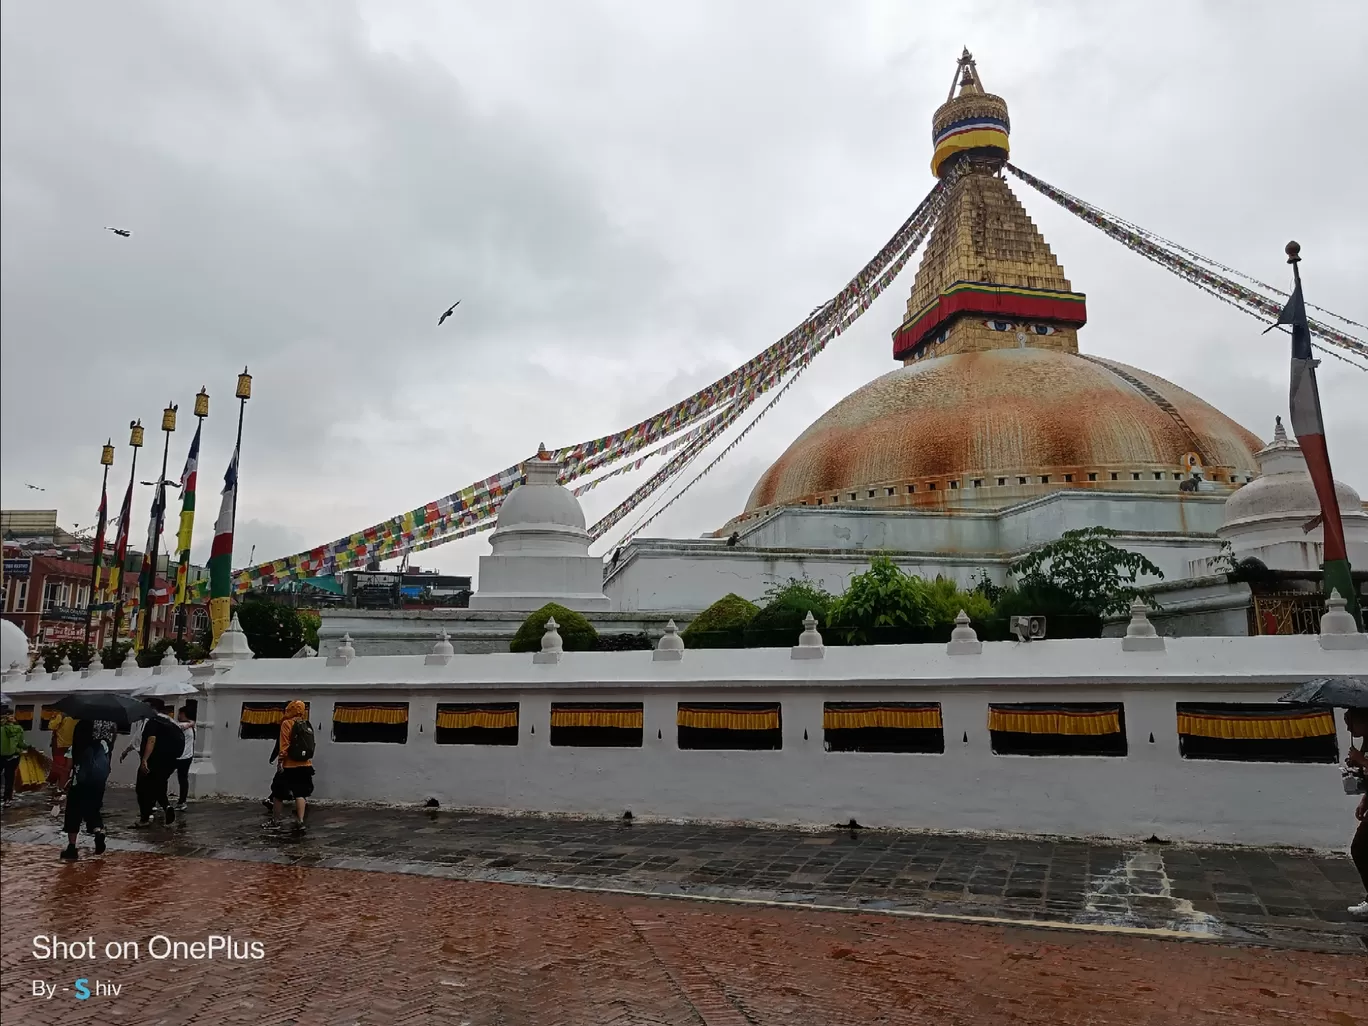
[3,1,1364,583]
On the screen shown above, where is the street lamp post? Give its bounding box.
[110,421,143,645]
[82,440,115,651]
[140,402,177,652]
[231,368,251,537]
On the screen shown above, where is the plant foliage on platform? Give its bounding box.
[680,594,760,649]
[509,604,598,653]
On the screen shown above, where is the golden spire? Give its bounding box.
[892,53,1088,364]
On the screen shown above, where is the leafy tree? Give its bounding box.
[101,639,133,668]
[1007,527,1164,618]
[297,609,322,650]
[38,641,94,672]
[745,578,835,645]
[234,595,308,659]
[135,637,209,667]
[680,594,759,649]
[826,558,992,644]
[509,603,598,653]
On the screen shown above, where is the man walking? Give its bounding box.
[268,699,314,832]
[131,700,183,828]
[1344,708,1368,920]
[47,710,77,815]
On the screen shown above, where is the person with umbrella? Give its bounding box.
[131,699,185,828]
[60,716,118,861]
[1280,677,1368,919]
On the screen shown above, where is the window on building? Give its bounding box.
[849,493,857,501]
[1041,476,1050,484]
[1176,703,1338,764]
[908,485,916,493]
[678,703,781,751]
[1153,472,1163,480]
[190,608,210,633]
[1064,474,1073,482]
[435,703,519,746]
[1018,476,1027,485]
[886,488,895,496]
[928,482,937,491]
[989,703,1128,757]
[238,702,312,741]
[973,479,982,488]
[1111,472,1119,480]
[1088,473,1097,481]
[1132,472,1141,481]
[949,480,959,489]
[824,703,943,753]
[550,703,642,747]
[997,478,1006,486]
[43,582,62,612]
[76,584,89,608]
[1173,473,1182,480]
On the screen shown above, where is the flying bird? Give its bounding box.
[25,483,45,491]
[104,227,132,238]
[437,300,461,326]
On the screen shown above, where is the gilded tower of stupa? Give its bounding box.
[894,51,1086,363]
[738,51,1264,521]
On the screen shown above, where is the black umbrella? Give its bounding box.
[52,692,157,728]
[1278,677,1368,709]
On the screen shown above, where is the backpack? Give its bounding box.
[286,718,315,762]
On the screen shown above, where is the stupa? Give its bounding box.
[743,51,1262,519]
[603,52,1268,614]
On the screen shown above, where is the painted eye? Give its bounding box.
[1032,324,1055,335]
[984,320,1014,331]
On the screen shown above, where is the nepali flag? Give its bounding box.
[1278,256,1361,627]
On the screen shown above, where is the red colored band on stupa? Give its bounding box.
[892,281,1088,360]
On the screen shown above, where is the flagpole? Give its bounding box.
[1283,241,1362,630]
[140,401,177,652]
[176,388,209,644]
[82,441,115,651]
[110,422,143,647]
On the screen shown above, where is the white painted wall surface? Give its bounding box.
[7,632,1346,848]
[606,492,1225,612]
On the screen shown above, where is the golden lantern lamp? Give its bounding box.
[194,386,210,419]
[161,401,178,433]
[235,366,252,401]
[101,439,115,466]
[129,420,145,448]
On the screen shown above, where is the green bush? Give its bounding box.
[235,595,309,659]
[680,593,759,649]
[509,603,598,653]
[745,578,834,647]
[826,558,995,644]
[594,631,653,652]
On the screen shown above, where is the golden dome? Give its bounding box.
[741,348,1263,516]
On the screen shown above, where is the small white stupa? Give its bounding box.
[469,444,611,611]
[1219,416,1368,572]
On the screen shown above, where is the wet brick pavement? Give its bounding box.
[2,842,1366,1025]
[3,788,1365,955]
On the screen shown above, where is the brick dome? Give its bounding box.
[741,348,1264,516]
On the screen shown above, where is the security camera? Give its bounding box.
[1009,615,1047,642]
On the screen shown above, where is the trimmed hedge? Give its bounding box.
[509,603,599,653]
[680,594,759,649]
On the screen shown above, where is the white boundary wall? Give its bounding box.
[6,634,1365,849]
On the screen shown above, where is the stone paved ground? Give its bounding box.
[4,789,1365,954]
[2,842,1366,1025]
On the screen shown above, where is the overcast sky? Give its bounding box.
[3,0,1365,581]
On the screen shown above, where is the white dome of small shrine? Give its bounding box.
[1219,417,1368,572]
[1,618,29,672]
[469,445,610,611]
